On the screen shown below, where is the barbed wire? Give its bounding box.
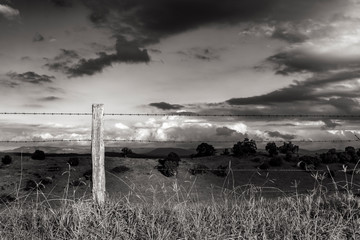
[0,139,91,143]
[1,112,360,118]
[0,139,358,143]
[0,112,91,116]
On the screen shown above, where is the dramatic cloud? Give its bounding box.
[45,49,80,72]
[226,70,360,106]
[33,32,44,42]
[149,102,184,110]
[7,71,55,84]
[67,38,150,77]
[0,4,19,20]
[216,127,236,136]
[266,131,296,141]
[321,119,341,130]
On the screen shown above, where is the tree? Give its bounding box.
[345,146,358,162]
[121,147,133,157]
[232,138,257,157]
[195,143,216,157]
[31,150,45,160]
[278,142,299,154]
[265,142,278,156]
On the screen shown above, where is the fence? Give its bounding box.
[1,104,360,205]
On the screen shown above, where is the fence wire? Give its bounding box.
[1,112,360,118]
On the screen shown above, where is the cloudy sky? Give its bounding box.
[1,0,360,150]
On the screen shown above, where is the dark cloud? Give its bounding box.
[271,26,308,43]
[149,102,184,111]
[45,49,80,73]
[216,127,236,136]
[227,70,360,106]
[7,71,55,84]
[50,0,72,7]
[33,32,44,42]
[67,38,150,77]
[266,131,296,140]
[0,80,19,88]
[267,49,360,75]
[38,96,62,101]
[321,119,341,130]
[328,97,359,114]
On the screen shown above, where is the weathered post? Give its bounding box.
[91,104,105,205]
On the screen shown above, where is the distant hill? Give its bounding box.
[145,148,195,157]
[4,146,91,154]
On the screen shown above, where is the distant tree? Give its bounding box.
[156,152,181,177]
[1,155,12,165]
[195,143,216,157]
[121,147,133,157]
[320,149,339,163]
[221,148,230,156]
[31,150,45,160]
[232,138,257,157]
[265,142,278,156]
[345,146,358,162]
[278,142,299,154]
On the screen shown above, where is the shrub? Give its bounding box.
[156,152,180,177]
[111,166,130,174]
[320,150,339,164]
[195,143,216,157]
[31,150,45,160]
[345,146,358,163]
[337,152,351,163]
[265,142,278,156]
[189,164,209,175]
[1,155,12,165]
[211,165,228,177]
[232,138,257,157]
[269,156,283,167]
[67,157,79,166]
[121,147,133,157]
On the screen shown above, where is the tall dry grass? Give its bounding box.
[0,161,359,239]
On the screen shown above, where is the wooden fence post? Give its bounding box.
[91,104,105,205]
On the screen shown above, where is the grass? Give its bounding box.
[0,159,360,239]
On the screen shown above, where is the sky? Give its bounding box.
[1,0,360,151]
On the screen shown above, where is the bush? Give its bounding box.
[265,142,278,156]
[211,165,228,177]
[232,138,257,157]
[189,164,209,175]
[269,156,283,167]
[111,166,130,174]
[320,149,339,164]
[67,157,79,166]
[195,143,216,157]
[1,155,12,165]
[31,150,45,160]
[156,152,180,177]
[121,147,133,157]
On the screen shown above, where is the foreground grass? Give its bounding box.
[0,189,359,240]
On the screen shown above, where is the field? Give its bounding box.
[0,151,360,239]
